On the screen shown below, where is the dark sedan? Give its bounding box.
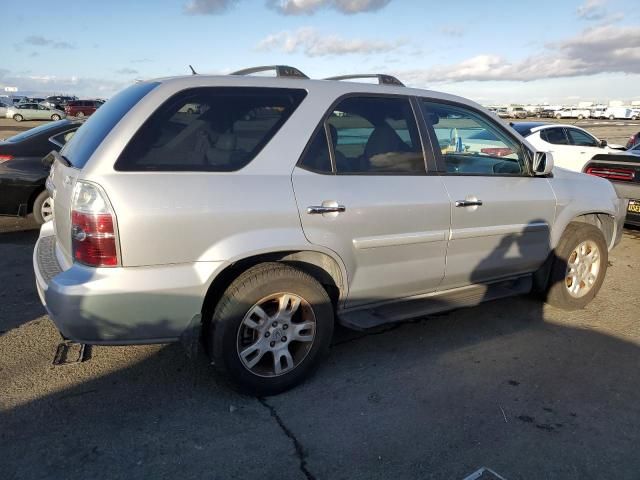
[584,153,640,227]
[0,119,83,224]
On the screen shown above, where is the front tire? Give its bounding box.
[210,263,334,395]
[555,114,562,119]
[13,114,23,122]
[51,114,61,121]
[545,223,608,310]
[76,111,84,118]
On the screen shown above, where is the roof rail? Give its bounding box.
[324,74,405,87]
[231,65,309,79]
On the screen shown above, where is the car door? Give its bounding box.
[565,127,607,170]
[535,127,585,171]
[420,99,556,289]
[292,95,451,308]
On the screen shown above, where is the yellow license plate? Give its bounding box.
[628,200,640,214]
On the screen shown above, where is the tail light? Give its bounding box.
[0,155,14,164]
[585,166,635,181]
[71,181,119,267]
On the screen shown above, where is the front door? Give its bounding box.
[420,99,556,289]
[292,95,451,308]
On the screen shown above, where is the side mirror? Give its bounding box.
[532,151,554,175]
[599,139,608,148]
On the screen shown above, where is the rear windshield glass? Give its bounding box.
[115,87,307,172]
[4,120,74,143]
[61,82,158,168]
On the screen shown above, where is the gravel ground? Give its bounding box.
[1,214,639,480]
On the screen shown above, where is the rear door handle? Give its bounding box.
[455,200,483,207]
[307,205,346,214]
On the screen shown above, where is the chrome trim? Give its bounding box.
[455,199,484,207]
[307,205,346,215]
[353,230,447,249]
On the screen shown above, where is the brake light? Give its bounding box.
[0,155,13,164]
[585,166,635,181]
[71,181,119,267]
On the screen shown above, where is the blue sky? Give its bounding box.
[1,0,639,104]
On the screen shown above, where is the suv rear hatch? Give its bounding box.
[48,81,158,265]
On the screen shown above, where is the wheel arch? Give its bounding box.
[553,212,617,251]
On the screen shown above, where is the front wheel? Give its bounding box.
[51,114,61,121]
[76,111,85,118]
[609,115,615,120]
[545,222,608,310]
[555,114,562,119]
[13,114,23,122]
[577,114,584,119]
[210,263,334,395]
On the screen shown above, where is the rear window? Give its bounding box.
[61,82,159,168]
[4,120,73,143]
[115,87,307,172]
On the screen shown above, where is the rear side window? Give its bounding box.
[540,128,568,145]
[61,82,159,168]
[116,87,307,172]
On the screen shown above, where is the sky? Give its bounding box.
[1,0,639,104]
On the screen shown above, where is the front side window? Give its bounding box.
[540,128,569,145]
[566,128,598,147]
[116,87,306,171]
[326,96,425,174]
[422,101,525,175]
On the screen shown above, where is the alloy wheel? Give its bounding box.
[565,240,601,298]
[40,196,54,223]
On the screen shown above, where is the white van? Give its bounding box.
[604,107,638,120]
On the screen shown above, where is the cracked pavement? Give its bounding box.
[1,217,640,480]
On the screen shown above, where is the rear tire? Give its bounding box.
[210,263,334,395]
[76,112,84,118]
[32,190,53,224]
[545,222,608,310]
[13,114,23,122]
[609,115,615,120]
[555,114,562,119]
[51,114,61,121]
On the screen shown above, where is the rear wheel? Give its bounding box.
[555,114,562,119]
[76,111,84,118]
[577,114,584,119]
[609,115,615,120]
[33,190,53,224]
[210,263,334,395]
[545,223,608,310]
[51,114,61,121]
[13,114,23,122]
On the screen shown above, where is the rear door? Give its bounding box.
[420,99,556,289]
[565,127,607,169]
[292,95,451,307]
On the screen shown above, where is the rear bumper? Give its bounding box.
[34,225,224,345]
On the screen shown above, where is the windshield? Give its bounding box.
[61,81,158,168]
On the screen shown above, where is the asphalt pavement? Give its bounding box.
[1,216,639,480]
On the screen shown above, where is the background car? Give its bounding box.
[0,119,82,223]
[584,153,640,226]
[64,99,103,118]
[554,108,591,119]
[625,131,640,149]
[6,103,66,122]
[536,109,557,118]
[42,95,77,111]
[0,100,9,118]
[508,106,528,119]
[512,122,623,171]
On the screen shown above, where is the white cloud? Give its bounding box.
[395,25,640,85]
[0,70,129,98]
[577,0,607,20]
[257,27,404,56]
[266,0,390,15]
[183,0,238,15]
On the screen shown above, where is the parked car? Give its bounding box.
[511,122,625,172]
[0,101,10,117]
[6,103,66,122]
[508,106,527,119]
[34,68,626,395]
[0,119,82,224]
[64,100,103,118]
[43,95,78,111]
[18,97,45,104]
[584,153,640,226]
[536,109,557,118]
[554,108,591,119]
[604,107,638,120]
[625,131,640,149]
[495,108,510,118]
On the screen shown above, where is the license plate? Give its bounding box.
[628,200,640,214]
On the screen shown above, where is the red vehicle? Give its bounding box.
[64,100,103,118]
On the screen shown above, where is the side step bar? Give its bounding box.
[338,276,532,331]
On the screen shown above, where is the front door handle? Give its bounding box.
[455,200,483,208]
[307,205,346,214]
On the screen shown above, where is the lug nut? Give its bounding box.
[281,336,287,342]
[270,341,275,348]
[264,332,270,338]
[272,321,278,327]
[283,324,288,330]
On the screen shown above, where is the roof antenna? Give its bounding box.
[189,65,198,75]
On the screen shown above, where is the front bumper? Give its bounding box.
[33,225,224,345]
[611,182,640,227]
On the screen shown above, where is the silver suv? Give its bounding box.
[34,66,627,394]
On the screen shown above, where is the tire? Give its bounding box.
[555,114,562,119]
[545,222,608,310]
[210,262,334,395]
[76,111,84,118]
[187,108,194,114]
[609,115,615,120]
[51,114,61,121]
[13,114,23,122]
[32,190,53,224]
[577,114,584,119]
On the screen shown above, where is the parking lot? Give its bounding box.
[1,118,640,480]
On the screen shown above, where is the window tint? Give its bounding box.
[326,96,424,174]
[540,128,569,145]
[298,126,332,173]
[566,128,598,147]
[116,87,306,172]
[62,81,159,168]
[422,101,525,175]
